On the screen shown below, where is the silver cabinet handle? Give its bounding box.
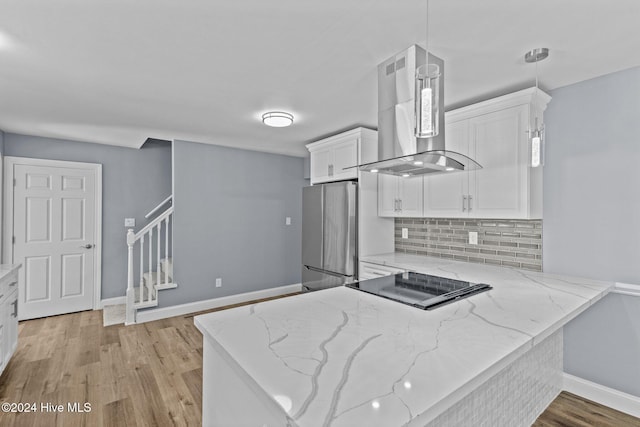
[462,195,467,212]
[468,195,473,212]
[394,199,398,212]
[80,244,94,249]
[12,299,17,317]
[8,281,16,287]
[328,164,334,176]
[399,199,403,211]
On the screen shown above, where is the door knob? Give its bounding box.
[80,244,94,249]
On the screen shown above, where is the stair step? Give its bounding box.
[155,282,178,290]
[134,299,158,309]
[134,285,156,304]
[142,271,173,287]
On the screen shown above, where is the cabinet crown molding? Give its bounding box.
[306,127,376,151]
[446,87,551,123]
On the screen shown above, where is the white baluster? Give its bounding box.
[165,215,170,285]
[148,228,153,302]
[139,235,145,295]
[156,223,161,288]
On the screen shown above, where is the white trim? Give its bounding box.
[136,283,302,324]
[99,296,126,309]
[612,282,640,297]
[3,156,103,311]
[563,373,640,418]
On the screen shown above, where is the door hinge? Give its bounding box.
[12,236,15,244]
[13,178,16,186]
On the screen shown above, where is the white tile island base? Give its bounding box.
[427,330,562,427]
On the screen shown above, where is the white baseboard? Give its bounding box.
[98,296,126,309]
[563,373,640,417]
[135,283,302,324]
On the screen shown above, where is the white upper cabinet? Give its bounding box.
[424,88,550,219]
[307,128,372,184]
[378,174,423,217]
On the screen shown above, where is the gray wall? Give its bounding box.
[0,130,4,153]
[161,139,304,308]
[544,66,640,396]
[3,133,172,300]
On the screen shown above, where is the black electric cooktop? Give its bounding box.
[346,272,492,310]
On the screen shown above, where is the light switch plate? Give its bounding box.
[285,217,292,225]
[215,278,222,288]
[125,218,135,227]
[402,228,409,239]
[469,231,478,245]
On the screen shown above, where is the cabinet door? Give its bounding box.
[3,292,17,364]
[470,105,528,218]
[332,139,358,181]
[398,176,423,217]
[310,147,332,184]
[378,174,399,217]
[423,120,470,217]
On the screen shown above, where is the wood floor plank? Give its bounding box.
[1,293,638,427]
[533,391,640,427]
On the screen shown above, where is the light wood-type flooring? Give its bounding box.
[0,295,638,426]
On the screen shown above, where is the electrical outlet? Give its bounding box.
[402,228,409,239]
[215,278,222,288]
[468,231,478,245]
[285,217,291,225]
[124,218,135,227]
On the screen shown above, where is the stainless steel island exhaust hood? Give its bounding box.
[358,45,481,176]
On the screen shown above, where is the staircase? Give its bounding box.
[125,201,175,325]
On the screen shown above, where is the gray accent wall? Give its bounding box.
[161,139,304,308]
[544,66,640,396]
[3,133,172,300]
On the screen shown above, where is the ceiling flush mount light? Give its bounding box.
[525,48,549,168]
[415,0,441,138]
[262,111,294,127]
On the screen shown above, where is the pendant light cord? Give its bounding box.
[425,0,429,66]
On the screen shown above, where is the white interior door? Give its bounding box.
[7,158,101,320]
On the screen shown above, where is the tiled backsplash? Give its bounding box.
[395,218,543,271]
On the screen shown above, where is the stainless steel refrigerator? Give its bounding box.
[302,181,357,292]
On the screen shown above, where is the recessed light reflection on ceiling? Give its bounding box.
[371,400,381,409]
[403,381,412,389]
[0,30,14,50]
[445,167,455,171]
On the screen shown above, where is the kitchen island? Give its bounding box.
[195,254,612,426]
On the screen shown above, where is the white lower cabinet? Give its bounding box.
[359,262,406,280]
[378,174,423,217]
[0,266,20,376]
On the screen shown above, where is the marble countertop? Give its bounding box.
[195,254,613,426]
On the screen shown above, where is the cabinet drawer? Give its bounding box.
[359,262,405,280]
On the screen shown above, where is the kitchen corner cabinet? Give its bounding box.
[0,265,20,376]
[378,174,423,217]
[306,128,377,185]
[424,88,550,219]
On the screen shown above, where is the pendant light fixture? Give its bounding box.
[415,0,441,138]
[525,47,549,168]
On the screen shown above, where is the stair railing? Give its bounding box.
[126,205,174,325]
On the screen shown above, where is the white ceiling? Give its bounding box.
[1,0,639,157]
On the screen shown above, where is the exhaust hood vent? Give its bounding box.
[358,45,481,177]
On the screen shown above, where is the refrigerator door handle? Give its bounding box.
[305,265,352,278]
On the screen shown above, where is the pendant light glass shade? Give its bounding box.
[415,63,441,138]
[525,48,549,168]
